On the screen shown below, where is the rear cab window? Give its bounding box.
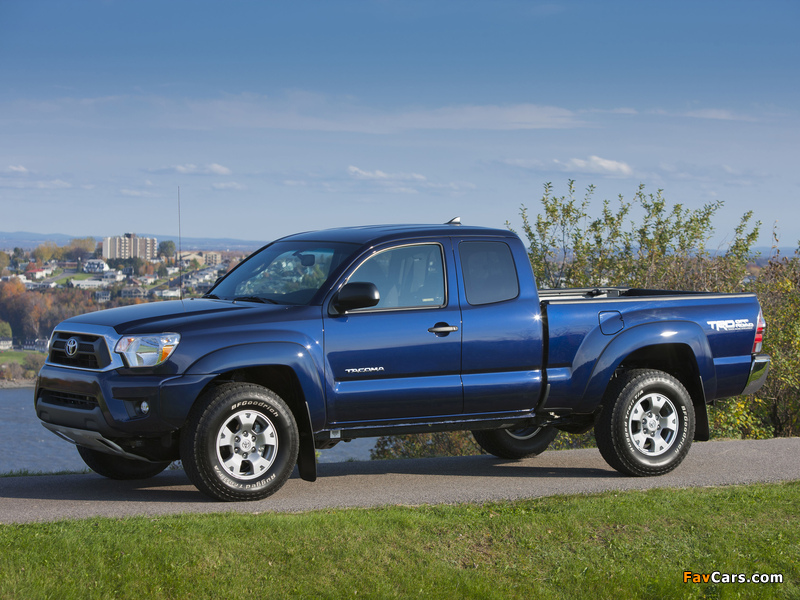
[459,241,520,305]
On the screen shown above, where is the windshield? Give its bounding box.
[208,241,360,305]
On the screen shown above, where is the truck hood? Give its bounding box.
[64,298,293,334]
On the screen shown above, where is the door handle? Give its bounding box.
[428,323,459,335]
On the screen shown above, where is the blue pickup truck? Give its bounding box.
[35,222,770,501]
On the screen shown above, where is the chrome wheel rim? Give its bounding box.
[216,409,278,480]
[628,393,678,457]
[506,427,543,441]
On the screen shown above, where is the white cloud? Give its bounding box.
[150,163,233,175]
[8,165,29,174]
[502,155,634,178]
[35,179,72,189]
[346,165,473,195]
[347,166,426,182]
[644,107,758,122]
[683,108,757,122]
[211,182,246,191]
[386,104,579,132]
[206,163,232,175]
[120,188,156,197]
[555,155,634,177]
[175,94,582,134]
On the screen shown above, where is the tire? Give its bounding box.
[180,383,299,502]
[595,369,695,477]
[77,446,171,480]
[472,425,558,459]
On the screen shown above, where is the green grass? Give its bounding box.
[1,482,798,599]
[52,272,93,285]
[0,351,34,366]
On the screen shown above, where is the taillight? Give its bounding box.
[753,309,766,353]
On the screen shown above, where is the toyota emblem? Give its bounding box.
[65,337,79,357]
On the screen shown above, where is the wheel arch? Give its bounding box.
[184,342,323,482]
[580,323,716,442]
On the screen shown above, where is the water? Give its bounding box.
[0,387,374,474]
[1,386,88,474]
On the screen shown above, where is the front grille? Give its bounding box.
[38,390,99,411]
[49,332,112,370]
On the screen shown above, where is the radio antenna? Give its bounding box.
[178,186,184,302]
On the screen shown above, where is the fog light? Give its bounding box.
[139,401,150,415]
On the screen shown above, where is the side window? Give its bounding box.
[460,241,519,305]
[349,244,445,310]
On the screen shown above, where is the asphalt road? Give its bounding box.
[2,438,799,524]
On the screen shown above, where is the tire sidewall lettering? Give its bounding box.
[212,465,277,490]
[230,399,279,418]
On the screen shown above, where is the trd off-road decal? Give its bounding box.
[707,319,754,332]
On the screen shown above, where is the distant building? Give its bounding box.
[22,339,48,352]
[95,290,111,303]
[102,233,158,261]
[204,252,222,266]
[84,259,110,273]
[121,286,147,299]
[72,279,107,290]
[178,251,222,266]
[0,338,12,352]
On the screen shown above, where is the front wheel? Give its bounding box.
[180,383,299,502]
[472,425,558,459]
[77,446,171,480]
[595,369,695,477]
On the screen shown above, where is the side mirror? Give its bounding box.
[332,282,380,314]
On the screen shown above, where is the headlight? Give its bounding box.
[115,333,181,367]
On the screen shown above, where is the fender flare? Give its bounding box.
[185,341,325,482]
[579,321,716,414]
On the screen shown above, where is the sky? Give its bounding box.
[1,0,799,248]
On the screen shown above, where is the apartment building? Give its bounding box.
[102,233,158,260]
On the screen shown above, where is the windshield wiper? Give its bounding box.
[233,296,279,304]
[203,293,220,299]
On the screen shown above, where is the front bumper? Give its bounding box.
[35,364,216,458]
[742,353,770,396]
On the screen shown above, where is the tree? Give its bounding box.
[65,237,98,261]
[158,240,176,260]
[33,242,63,263]
[370,432,484,460]
[746,244,800,437]
[511,180,760,292]
[0,251,10,273]
[0,319,12,338]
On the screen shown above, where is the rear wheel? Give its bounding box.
[472,425,558,459]
[77,446,171,480]
[595,369,695,477]
[180,383,299,502]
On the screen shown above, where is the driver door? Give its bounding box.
[323,240,463,425]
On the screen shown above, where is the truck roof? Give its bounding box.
[277,223,516,245]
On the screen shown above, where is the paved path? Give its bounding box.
[2,438,799,524]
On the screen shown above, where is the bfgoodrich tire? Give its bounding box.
[472,425,558,459]
[180,383,299,502]
[77,446,171,480]
[595,369,695,477]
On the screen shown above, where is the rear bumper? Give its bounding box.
[742,354,770,396]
